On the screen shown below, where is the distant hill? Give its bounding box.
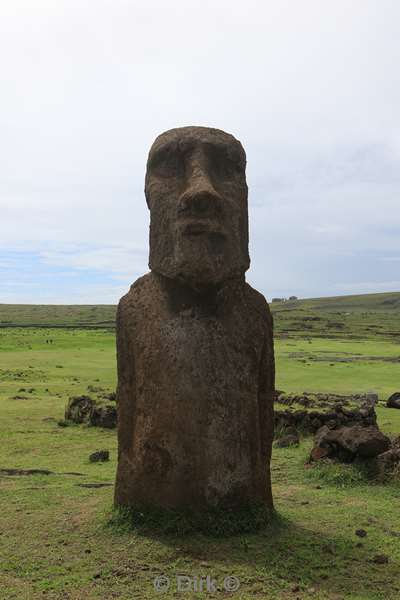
[270,291,400,339]
[1,291,399,338]
[0,304,116,328]
[270,291,400,313]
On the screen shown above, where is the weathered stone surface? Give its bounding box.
[65,395,95,424]
[115,127,275,511]
[310,424,391,462]
[89,450,110,463]
[274,399,377,435]
[387,392,400,409]
[90,404,117,429]
[145,127,250,290]
[374,448,400,480]
[65,395,117,429]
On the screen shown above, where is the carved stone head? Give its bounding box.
[145,126,250,288]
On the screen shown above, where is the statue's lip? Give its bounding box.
[180,220,223,236]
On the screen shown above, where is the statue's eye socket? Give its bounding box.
[207,146,243,179]
[149,148,184,178]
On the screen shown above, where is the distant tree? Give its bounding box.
[289,296,298,301]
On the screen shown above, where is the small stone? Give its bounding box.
[89,450,109,463]
[372,554,389,564]
[310,446,330,461]
[355,529,367,538]
[387,392,400,409]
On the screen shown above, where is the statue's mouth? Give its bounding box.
[184,222,210,236]
[180,219,224,238]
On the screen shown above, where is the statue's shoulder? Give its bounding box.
[117,272,156,322]
[243,282,273,325]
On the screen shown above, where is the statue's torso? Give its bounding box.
[115,273,274,508]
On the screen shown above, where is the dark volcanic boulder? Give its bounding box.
[89,450,110,462]
[65,395,117,428]
[90,404,117,428]
[374,448,400,480]
[387,392,400,409]
[65,395,95,423]
[274,401,377,435]
[310,424,391,462]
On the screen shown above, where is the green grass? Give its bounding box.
[0,304,116,327]
[271,291,400,340]
[275,337,400,399]
[1,292,400,599]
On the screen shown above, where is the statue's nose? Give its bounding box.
[178,162,222,218]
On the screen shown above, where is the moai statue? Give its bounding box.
[114,126,275,511]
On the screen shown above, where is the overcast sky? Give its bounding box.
[1,0,399,304]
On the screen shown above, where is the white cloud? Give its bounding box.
[0,0,399,302]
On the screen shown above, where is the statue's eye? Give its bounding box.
[149,147,184,178]
[207,146,243,180]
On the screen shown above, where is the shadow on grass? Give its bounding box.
[108,501,276,537]
[106,507,399,598]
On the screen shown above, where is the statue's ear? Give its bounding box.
[144,177,152,210]
[144,187,150,209]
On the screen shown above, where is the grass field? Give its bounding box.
[0,292,400,599]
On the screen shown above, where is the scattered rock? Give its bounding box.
[310,446,330,461]
[373,448,400,480]
[366,392,378,405]
[392,436,400,449]
[372,554,389,564]
[275,395,377,435]
[65,395,95,424]
[387,392,400,409]
[89,450,109,463]
[355,529,367,538]
[310,424,391,462]
[64,395,117,429]
[90,405,117,429]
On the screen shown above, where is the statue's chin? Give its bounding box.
[153,258,245,291]
[149,234,249,290]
